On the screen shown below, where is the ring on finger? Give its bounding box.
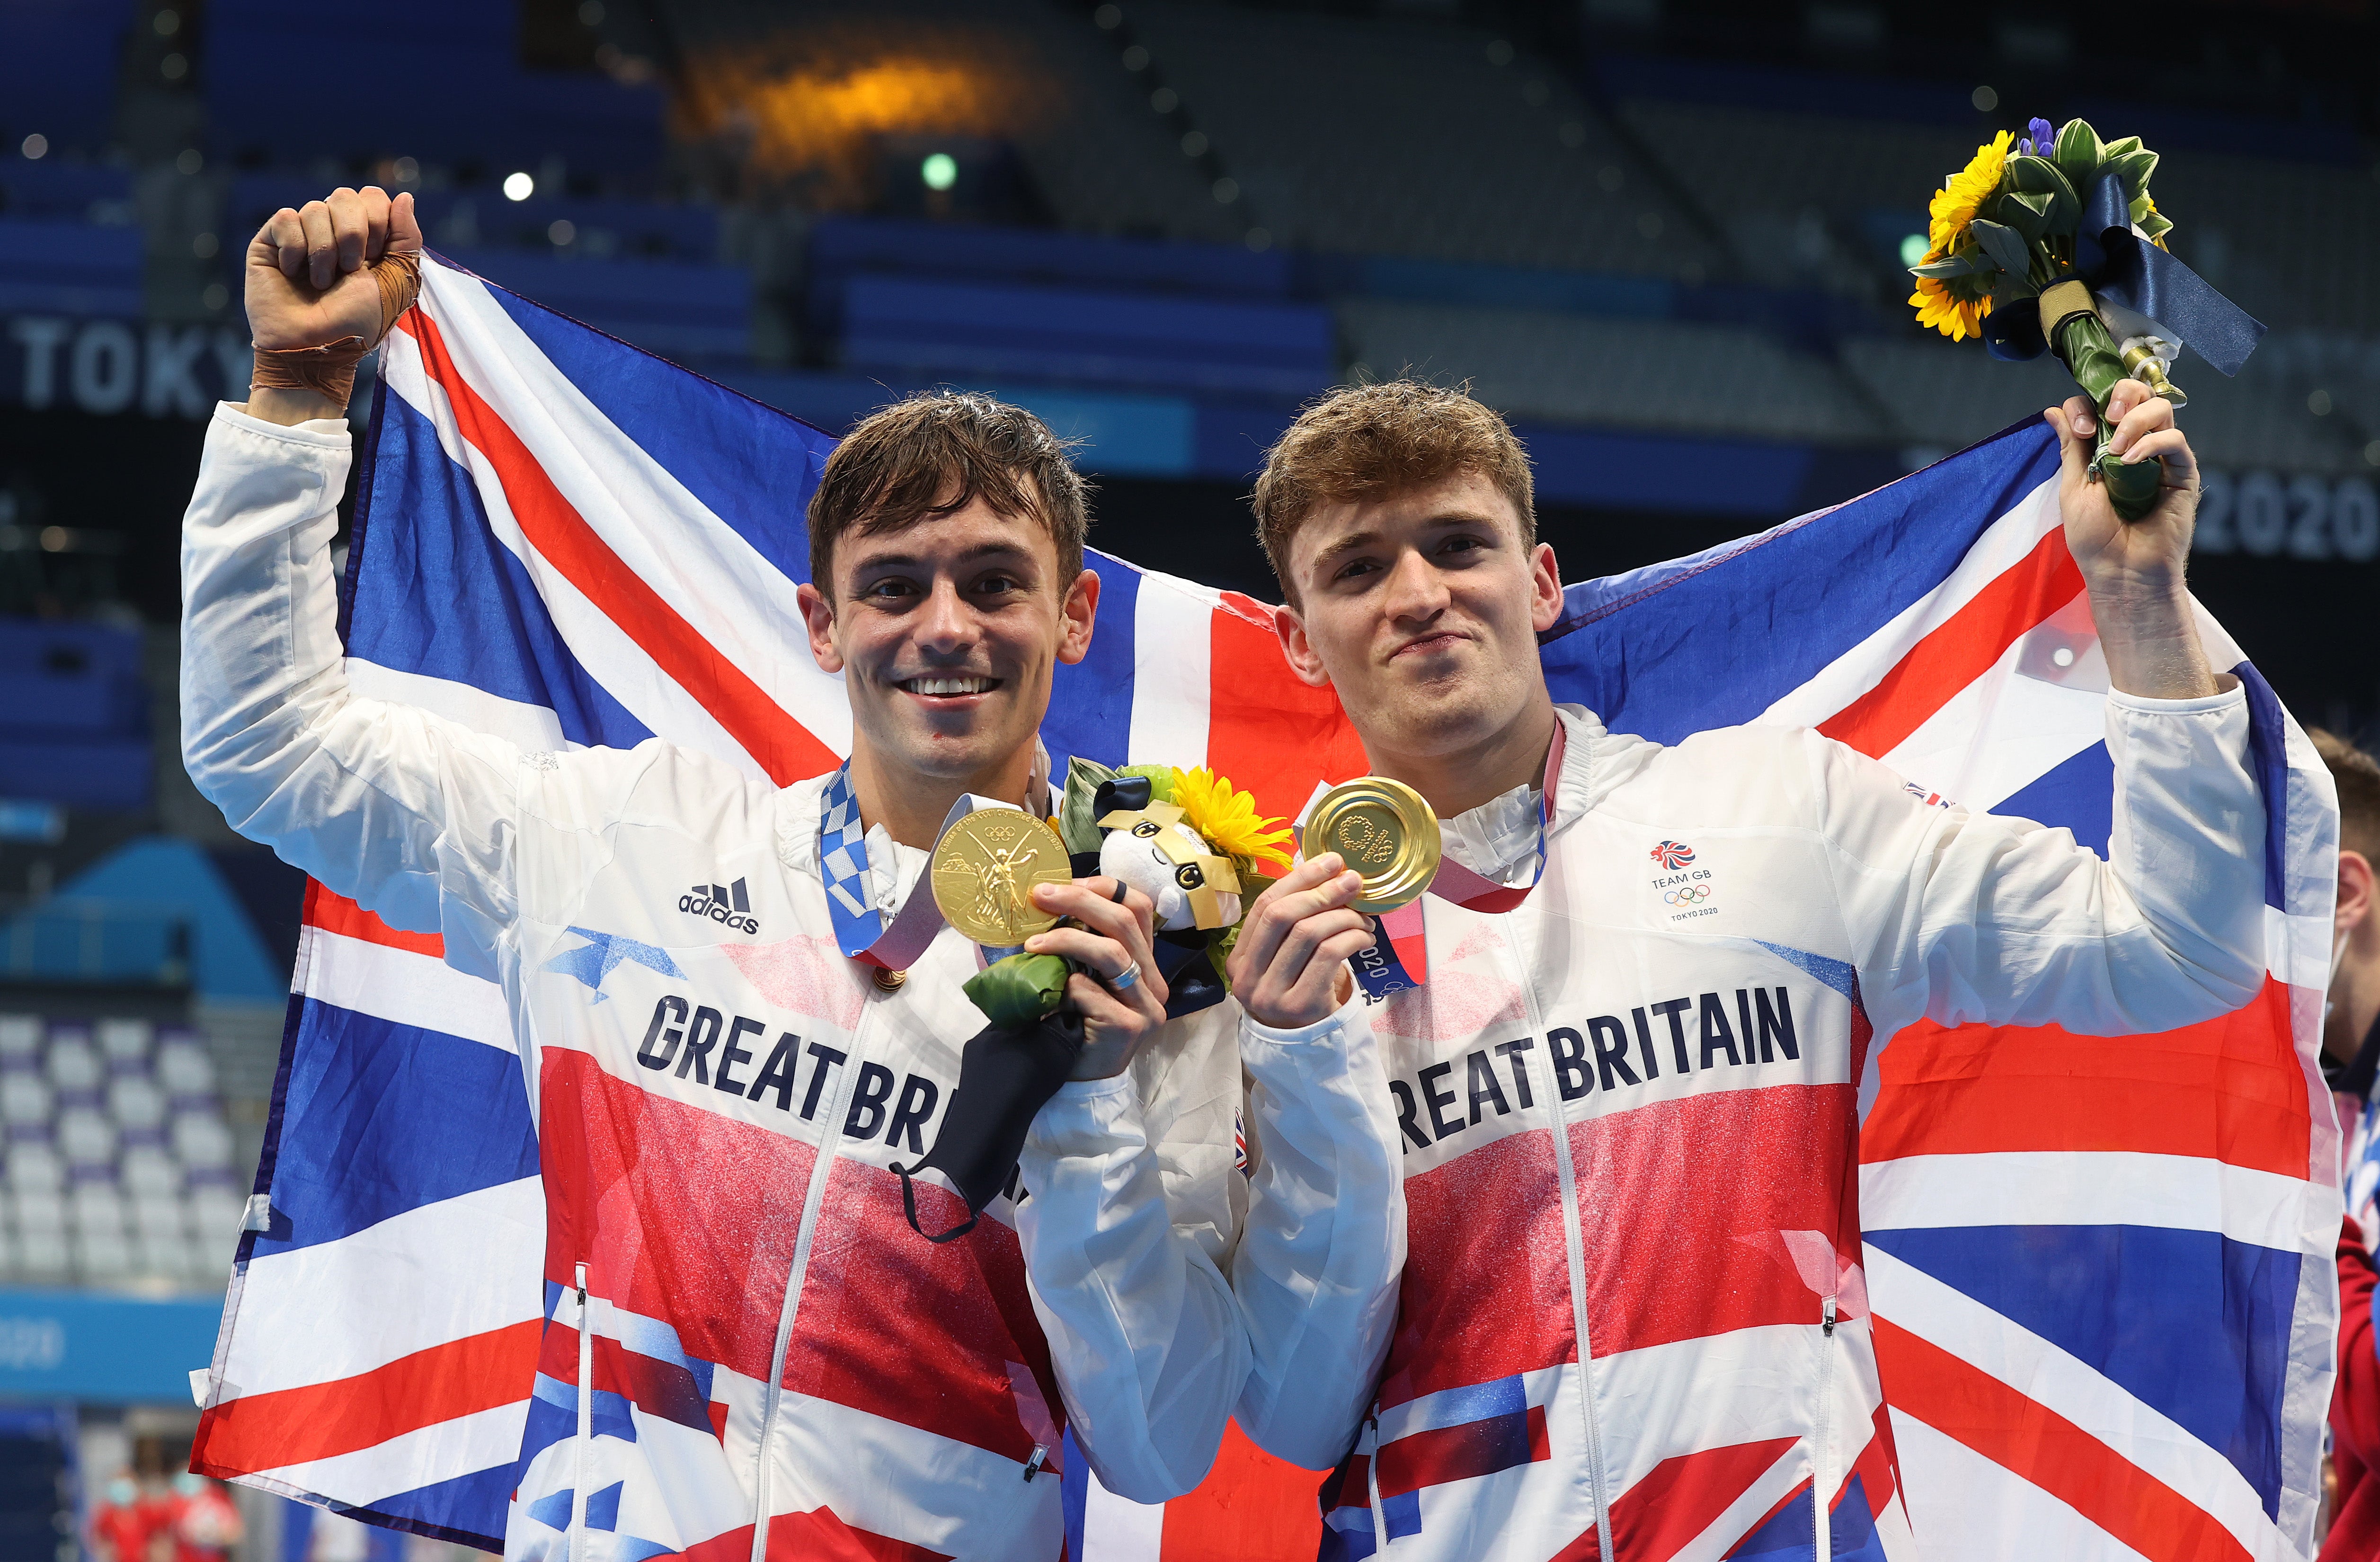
[1108,959,1141,993]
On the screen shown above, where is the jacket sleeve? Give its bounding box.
[180,403,535,977]
[1820,684,2267,1041]
[1017,1002,1251,1503]
[2333,1216,2380,1470]
[1229,996,1406,1472]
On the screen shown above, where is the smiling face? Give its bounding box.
[1274,469,1563,772]
[798,494,1096,796]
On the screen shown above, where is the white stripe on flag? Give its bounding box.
[1866,1248,2283,1561]
[1875,588,2105,812]
[1080,1467,1166,1559]
[1888,1411,2158,1562]
[348,659,581,754]
[220,1177,545,1397]
[1859,1151,2311,1252]
[1756,477,2062,732]
[256,1399,530,1509]
[301,928,515,1053]
[1127,569,1217,769]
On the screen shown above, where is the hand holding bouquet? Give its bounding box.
[1909,116,2264,519]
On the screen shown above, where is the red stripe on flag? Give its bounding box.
[1204,592,1365,822]
[1874,1316,2252,1562]
[395,310,836,785]
[1154,1420,1330,1562]
[1599,1436,1800,1562]
[302,879,444,958]
[1859,978,2309,1178]
[190,1318,542,1474]
[1818,527,2083,759]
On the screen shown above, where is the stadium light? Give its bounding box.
[503,171,535,202]
[19,134,45,160]
[1899,233,1928,268]
[921,153,958,192]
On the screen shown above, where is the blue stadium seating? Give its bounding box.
[0,1,138,158]
[0,220,142,317]
[443,248,752,363]
[0,159,131,223]
[840,274,1334,399]
[0,618,150,812]
[204,0,662,180]
[222,177,718,263]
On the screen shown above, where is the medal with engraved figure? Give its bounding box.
[1305,776,1441,913]
[929,808,1071,947]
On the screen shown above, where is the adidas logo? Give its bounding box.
[678,879,760,935]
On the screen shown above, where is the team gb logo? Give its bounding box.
[1650,840,1695,870]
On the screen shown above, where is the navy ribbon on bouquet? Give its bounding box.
[1983,171,2265,376]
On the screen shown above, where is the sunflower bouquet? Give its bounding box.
[962,757,1291,1028]
[1908,115,2263,519]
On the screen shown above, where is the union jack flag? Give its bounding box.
[187,254,2339,1561]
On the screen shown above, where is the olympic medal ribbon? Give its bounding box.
[1329,720,1567,1000]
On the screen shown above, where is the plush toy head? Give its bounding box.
[1097,801,1243,931]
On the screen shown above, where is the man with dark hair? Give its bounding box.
[178,186,1392,1557]
[1041,375,2271,1558]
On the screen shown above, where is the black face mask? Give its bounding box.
[892,1009,1083,1243]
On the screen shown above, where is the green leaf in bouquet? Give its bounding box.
[1989,273,2041,310]
[2098,134,2143,161]
[1909,253,1983,279]
[2129,194,2152,224]
[2006,157,2079,235]
[1995,190,2051,244]
[1057,755,1118,857]
[2138,210,2174,242]
[2052,119,2104,186]
[2102,148,2158,203]
[1966,218,2034,282]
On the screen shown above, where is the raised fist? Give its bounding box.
[245,186,421,352]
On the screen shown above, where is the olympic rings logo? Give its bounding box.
[1663,885,1711,905]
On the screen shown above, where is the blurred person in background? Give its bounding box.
[179,184,1394,1552]
[164,1473,242,1562]
[89,1472,157,1562]
[1039,377,2269,1556]
[2313,728,2380,1560]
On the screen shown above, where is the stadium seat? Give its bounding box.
[96,1017,150,1063]
[5,1144,62,1193]
[8,1187,62,1234]
[42,1034,99,1096]
[0,1075,49,1134]
[155,1038,216,1099]
[119,1146,177,1198]
[0,217,143,320]
[108,1076,166,1138]
[171,1114,234,1172]
[0,1015,36,1066]
[0,157,133,223]
[56,1109,115,1172]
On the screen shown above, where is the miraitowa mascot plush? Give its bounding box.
[893,760,1290,1241]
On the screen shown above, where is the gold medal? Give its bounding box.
[1305,777,1441,913]
[929,808,1072,947]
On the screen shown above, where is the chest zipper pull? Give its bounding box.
[1822,1296,1837,1337]
[1021,1445,1048,1482]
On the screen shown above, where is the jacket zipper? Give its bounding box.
[1813,1295,1837,1562]
[746,999,877,1562]
[571,1261,590,1562]
[1499,918,1615,1562]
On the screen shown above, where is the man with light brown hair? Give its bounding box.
[1055,374,2271,1559]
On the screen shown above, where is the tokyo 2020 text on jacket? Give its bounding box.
[1037,658,2268,1556]
[178,405,1405,1559]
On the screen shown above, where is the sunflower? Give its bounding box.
[1171,767,1292,874]
[1927,130,2012,251]
[1909,266,1994,342]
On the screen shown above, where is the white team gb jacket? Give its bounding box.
[178,405,1403,1558]
[1051,681,2267,1562]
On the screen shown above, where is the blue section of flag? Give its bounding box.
[1543,421,2062,744]
[1059,1427,1088,1562]
[1044,551,1142,775]
[1993,741,2115,857]
[1724,1481,1812,1559]
[1404,1374,1525,1434]
[1867,1223,2300,1516]
[352,389,657,750]
[249,1004,539,1259]
[358,1457,525,1552]
[2234,659,2293,913]
[1380,1490,1421,1540]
